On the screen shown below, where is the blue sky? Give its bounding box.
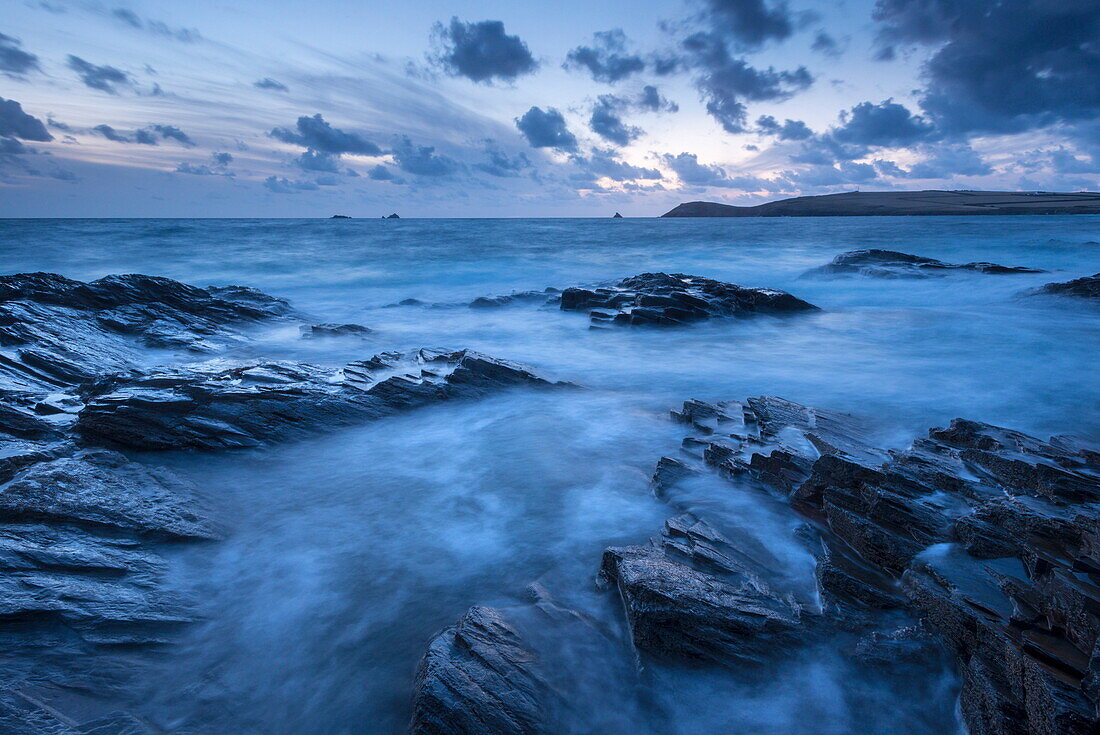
[1,0,1099,216]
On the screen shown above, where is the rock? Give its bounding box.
[299,323,372,339]
[468,289,561,309]
[612,212,623,218]
[330,214,352,219]
[803,249,1046,278]
[0,273,292,393]
[0,449,215,539]
[1033,273,1100,300]
[77,349,569,450]
[663,395,1100,735]
[559,273,818,327]
[410,606,545,735]
[599,515,803,666]
[386,213,400,219]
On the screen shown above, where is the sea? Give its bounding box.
[1,215,1098,734]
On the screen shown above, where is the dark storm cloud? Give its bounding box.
[391,136,458,176]
[0,32,40,75]
[698,0,794,49]
[254,77,289,92]
[0,98,52,141]
[682,32,812,133]
[109,8,200,42]
[831,99,937,148]
[564,29,646,83]
[873,0,1100,134]
[515,107,577,151]
[432,18,537,84]
[270,114,381,156]
[756,115,813,140]
[67,55,132,94]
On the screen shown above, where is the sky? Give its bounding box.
[1,0,1099,216]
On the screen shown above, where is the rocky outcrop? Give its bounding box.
[77,349,569,450]
[0,272,292,392]
[410,606,545,735]
[658,395,1100,735]
[803,249,1046,278]
[468,289,561,309]
[560,273,818,327]
[1033,273,1100,300]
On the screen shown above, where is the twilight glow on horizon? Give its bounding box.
[2,0,1099,217]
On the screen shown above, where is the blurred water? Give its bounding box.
[1,216,1098,733]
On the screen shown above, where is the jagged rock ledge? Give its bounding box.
[802,249,1046,279]
[560,272,818,327]
[1032,272,1100,300]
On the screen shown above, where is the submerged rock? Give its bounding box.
[299,322,373,339]
[410,606,545,735]
[468,288,561,309]
[560,272,818,327]
[802,249,1046,278]
[663,395,1100,735]
[0,272,292,392]
[1033,273,1100,300]
[77,349,569,450]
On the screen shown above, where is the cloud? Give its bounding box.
[905,144,992,178]
[0,32,40,75]
[698,0,795,50]
[516,107,577,151]
[660,151,738,187]
[589,95,642,146]
[109,8,201,42]
[564,29,646,83]
[263,175,319,193]
[756,115,813,140]
[92,123,195,146]
[176,151,234,176]
[474,144,531,177]
[572,148,661,181]
[270,114,381,155]
[873,0,1100,135]
[0,97,52,141]
[637,85,678,113]
[254,77,288,92]
[831,98,937,149]
[212,151,233,165]
[67,55,131,93]
[810,31,841,57]
[391,135,458,176]
[431,17,537,84]
[681,32,812,133]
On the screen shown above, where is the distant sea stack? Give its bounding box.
[330,214,352,219]
[385,213,400,219]
[612,212,623,218]
[661,190,1100,217]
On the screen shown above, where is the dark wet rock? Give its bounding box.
[560,272,818,327]
[664,395,1100,735]
[299,322,373,339]
[803,249,1046,279]
[77,349,569,450]
[1033,273,1100,300]
[410,606,545,735]
[600,515,803,666]
[0,272,292,392]
[852,623,946,668]
[0,449,215,539]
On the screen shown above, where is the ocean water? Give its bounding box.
[2,216,1099,734]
